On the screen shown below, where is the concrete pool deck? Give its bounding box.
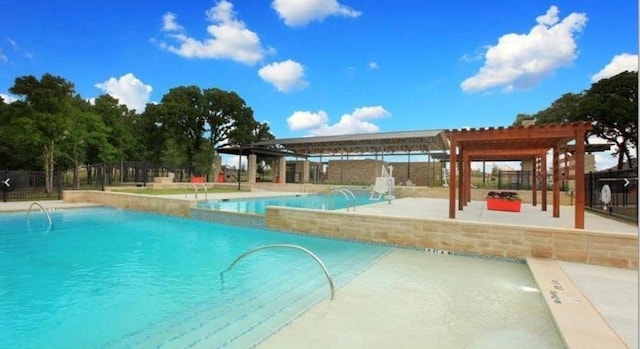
[1,196,637,348]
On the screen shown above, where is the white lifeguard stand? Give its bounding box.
[370,165,395,202]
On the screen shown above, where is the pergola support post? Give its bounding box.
[448,141,457,219]
[574,127,587,229]
[541,151,547,211]
[553,145,560,218]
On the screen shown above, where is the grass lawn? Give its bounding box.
[111,187,246,195]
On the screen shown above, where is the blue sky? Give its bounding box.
[0,0,637,169]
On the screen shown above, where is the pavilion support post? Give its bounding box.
[407,152,411,182]
[213,155,222,183]
[449,141,457,219]
[574,128,587,229]
[553,145,560,218]
[247,154,257,184]
[541,151,548,211]
[464,153,471,205]
[458,146,464,211]
[302,160,310,184]
[319,155,323,183]
[532,156,537,207]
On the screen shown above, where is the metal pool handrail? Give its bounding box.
[325,188,357,212]
[185,183,208,200]
[220,244,335,301]
[200,183,208,200]
[26,202,52,229]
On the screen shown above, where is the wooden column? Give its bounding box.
[541,151,547,212]
[553,145,560,218]
[449,140,457,219]
[458,146,464,211]
[532,156,537,207]
[465,154,472,204]
[574,128,587,229]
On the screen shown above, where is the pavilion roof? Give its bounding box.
[252,129,449,156]
[445,122,593,161]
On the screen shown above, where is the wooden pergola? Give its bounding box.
[445,122,592,229]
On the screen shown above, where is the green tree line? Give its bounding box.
[0,73,274,191]
[513,71,638,170]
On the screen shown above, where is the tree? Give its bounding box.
[137,103,168,164]
[9,74,75,192]
[92,94,137,162]
[534,93,583,125]
[0,96,14,167]
[533,71,638,169]
[151,86,275,175]
[512,113,535,126]
[56,96,114,188]
[159,86,205,174]
[581,71,637,169]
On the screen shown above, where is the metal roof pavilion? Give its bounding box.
[252,129,449,156]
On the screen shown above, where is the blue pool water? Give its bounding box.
[0,207,391,348]
[196,191,383,214]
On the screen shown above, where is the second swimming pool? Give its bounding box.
[196,190,383,214]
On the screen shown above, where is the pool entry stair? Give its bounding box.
[220,244,335,301]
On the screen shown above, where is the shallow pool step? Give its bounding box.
[107,266,326,349]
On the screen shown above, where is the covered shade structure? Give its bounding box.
[216,129,449,186]
[252,129,449,155]
[445,122,592,229]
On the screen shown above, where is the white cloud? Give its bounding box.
[271,0,361,27]
[461,6,587,93]
[162,12,183,31]
[351,106,390,120]
[287,110,329,130]
[591,53,639,82]
[258,60,308,92]
[158,0,266,65]
[0,93,18,103]
[288,105,390,136]
[94,73,153,112]
[222,155,247,169]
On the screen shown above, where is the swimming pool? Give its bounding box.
[1,207,390,348]
[196,190,383,214]
[0,206,564,348]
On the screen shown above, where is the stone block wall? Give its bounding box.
[63,190,193,216]
[265,207,638,269]
[389,162,443,187]
[326,159,383,184]
[324,159,443,187]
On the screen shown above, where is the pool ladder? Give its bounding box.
[325,188,357,212]
[220,244,335,301]
[184,183,208,200]
[26,202,53,230]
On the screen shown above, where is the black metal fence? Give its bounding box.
[1,162,215,202]
[497,171,567,191]
[586,168,638,223]
[0,170,63,202]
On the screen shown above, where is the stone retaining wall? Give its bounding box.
[265,207,638,269]
[63,191,193,217]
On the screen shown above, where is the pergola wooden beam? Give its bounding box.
[445,122,591,229]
